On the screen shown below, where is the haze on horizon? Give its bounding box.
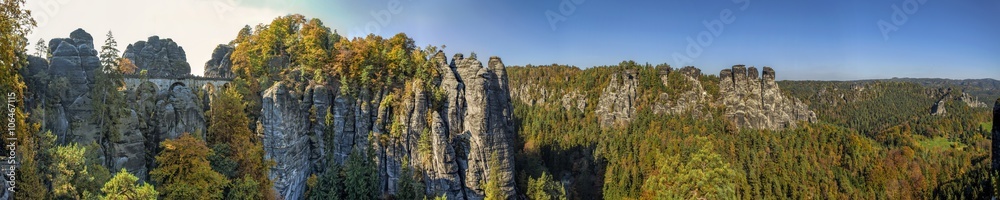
[26,0,1000,81]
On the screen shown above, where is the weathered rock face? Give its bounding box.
[204,44,235,78]
[24,29,212,181]
[960,93,988,108]
[261,82,330,200]
[561,91,587,112]
[259,52,517,200]
[123,36,191,78]
[654,66,711,117]
[719,65,816,130]
[154,84,206,140]
[44,28,101,144]
[596,71,638,128]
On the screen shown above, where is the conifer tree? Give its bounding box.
[92,31,127,167]
[101,169,158,200]
[208,86,275,199]
[150,133,229,199]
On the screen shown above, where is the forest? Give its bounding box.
[2,0,999,199]
[508,63,997,199]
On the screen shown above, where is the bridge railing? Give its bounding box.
[122,74,233,81]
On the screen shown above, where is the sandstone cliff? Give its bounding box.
[653,66,712,118]
[596,71,637,128]
[24,29,207,181]
[719,65,816,130]
[259,52,517,200]
[204,44,235,78]
[123,36,191,78]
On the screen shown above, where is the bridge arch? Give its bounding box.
[169,81,187,91]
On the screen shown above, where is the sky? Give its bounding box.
[26,0,1000,80]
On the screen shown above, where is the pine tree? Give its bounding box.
[34,38,48,58]
[92,31,128,168]
[207,86,275,199]
[641,137,737,199]
[150,133,229,199]
[396,159,425,200]
[49,143,88,199]
[308,164,344,200]
[528,172,567,200]
[345,149,380,200]
[101,169,158,200]
[227,175,263,200]
[44,142,112,199]
[482,153,505,200]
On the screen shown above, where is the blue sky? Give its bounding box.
[293,0,1000,80]
[29,0,999,80]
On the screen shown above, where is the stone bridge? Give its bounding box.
[123,75,232,93]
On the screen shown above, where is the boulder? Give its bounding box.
[204,44,235,78]
[123,36,191,78]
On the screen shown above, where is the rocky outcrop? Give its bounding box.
[204,44,235,78]
[596,71,638,128]
[261,82,330,200]
[44,28,101,144]
[719,65,816,130]
[123,36,191,78]
[561,91,587,112]
[153,84,206,140]
[960,92,988,108]
[930,88,951,116]
[24,29,211,181]
[654,66,711,117]
[259,52,517,200]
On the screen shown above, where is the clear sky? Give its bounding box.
[27,0,1000,80]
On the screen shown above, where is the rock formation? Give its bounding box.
[960,92,988,108]
[259,52,517,200]
[43,28,101,144]
[204,44,235,78]
[596,71,638,128]
[561,91,587,112]
[719,65,816,130]
[123,36,191,78]
[654,66,711,117]
[24,29,210,181]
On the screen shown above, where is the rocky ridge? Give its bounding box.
[653,66,712,118]
[720,65,816,130]
[258,52,517,200]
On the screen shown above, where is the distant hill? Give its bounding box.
[881,78,1000,102]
